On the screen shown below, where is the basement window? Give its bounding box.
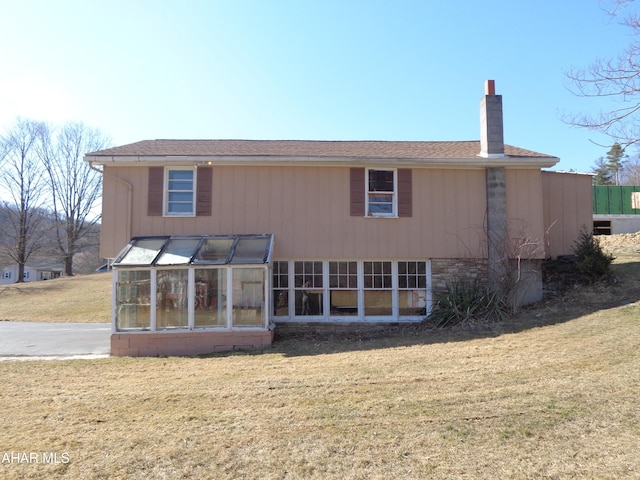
[593,221,612,236]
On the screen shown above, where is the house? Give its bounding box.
[0,263,63,285]
[593,185,640,234]
[84,80,593,357]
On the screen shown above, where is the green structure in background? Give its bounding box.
[593,186,640,214]
[593,186,640,235]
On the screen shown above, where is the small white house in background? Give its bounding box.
[0,263,64,285]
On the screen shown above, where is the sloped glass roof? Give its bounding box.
[193,237,235,264]
[156,238,202,265]
[116,238,168,265]
[113,234,274,267]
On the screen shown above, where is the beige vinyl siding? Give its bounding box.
[505,169,546,259]
[542,171,593,258]
[101,165,550,261]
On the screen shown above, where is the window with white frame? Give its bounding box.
[273,260,430,320]
[329,261,359,316]
[363,261,393,316]
[165,168,195,216]
[398,261,427,316]
[367,169,396,216]
[272,261,289,317]
[294,261,323,316]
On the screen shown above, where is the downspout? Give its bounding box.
[89,161,133,247]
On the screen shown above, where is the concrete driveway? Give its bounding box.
[0,321,110,360]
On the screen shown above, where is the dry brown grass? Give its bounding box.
[0,273,111,323]
[1,257,639,479]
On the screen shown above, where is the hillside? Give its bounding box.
[0,273,111,323]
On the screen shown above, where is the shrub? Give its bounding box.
[571,228,615,283]
[428,280,511,328]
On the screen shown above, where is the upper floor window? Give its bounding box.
[148,166,212,218]
[165,168,195,216]
[367,168,396,217]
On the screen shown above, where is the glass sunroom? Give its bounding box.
[112,234,274,333]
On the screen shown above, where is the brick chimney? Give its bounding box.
[479,79,505,157]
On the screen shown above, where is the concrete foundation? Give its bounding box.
[111,330,274,357]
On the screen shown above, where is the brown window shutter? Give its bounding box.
[148,167,164,216]
[350,168,365,216]
[196,166,212,216]
[397,169,412,217]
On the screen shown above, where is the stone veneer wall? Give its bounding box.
[430,258,489,291]
[111,330,274,357]
[431,257,543,306]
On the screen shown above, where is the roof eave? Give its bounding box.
[84,154,559,169]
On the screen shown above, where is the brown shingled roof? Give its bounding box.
[87,139,556,160]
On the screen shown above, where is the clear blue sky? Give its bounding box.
[0,0,634,172]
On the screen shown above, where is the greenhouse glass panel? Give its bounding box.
[193,238,235,264]
[156,238,201,265]
[115,270,151,330]
[194,268,227,327]
[231,268,265,327]
[115,238,167,266]
[229,237,270,264]
[156,269,189,329]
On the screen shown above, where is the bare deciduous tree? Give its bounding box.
[620,154,640,183]
[0,118,50,282]
[40,122,111,276]
[565,0,640,149]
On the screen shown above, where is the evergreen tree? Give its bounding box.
[606,142,626,185]
[592,156,614,185]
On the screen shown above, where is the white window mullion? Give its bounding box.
[226,267,233,329]
[323,261,330,321]
[188,269,195,330]
[264,266,271,328]
[111,271,118,333]
[287,261,294,320]
[392,261,399,318]
[150,269,157,331]
[357,261,364,320]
